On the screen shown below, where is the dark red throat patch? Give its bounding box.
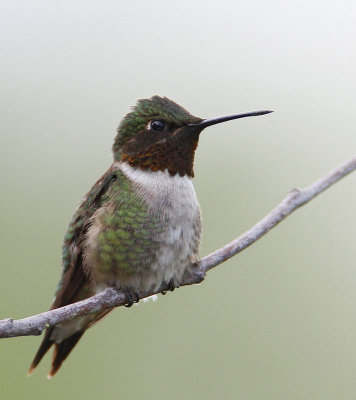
[121,137,199,177]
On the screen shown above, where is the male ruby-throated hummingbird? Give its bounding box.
[28,96,272,377]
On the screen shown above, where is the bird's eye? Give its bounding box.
[150,120,165,132]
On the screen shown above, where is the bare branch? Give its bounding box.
[0,156,355,339]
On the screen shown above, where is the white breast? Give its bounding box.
[119,162,198,217]
[119,162,201,290]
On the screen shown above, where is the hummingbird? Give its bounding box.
[28,96,272,377]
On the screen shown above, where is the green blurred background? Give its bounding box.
[1,0,355,399]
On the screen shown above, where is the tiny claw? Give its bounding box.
[124,288,141,307]
[168,280,179,292]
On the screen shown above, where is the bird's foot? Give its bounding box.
[123,288,141,307]
[161,280,179,295]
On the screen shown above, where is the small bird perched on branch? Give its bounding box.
[28,96,271,377]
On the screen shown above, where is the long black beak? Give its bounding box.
[191,110,273,129]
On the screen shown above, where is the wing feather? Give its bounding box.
[28,167,118,376]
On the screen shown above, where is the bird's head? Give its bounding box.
[113,96,272,177]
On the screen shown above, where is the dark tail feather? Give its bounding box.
[28,328,55,376]
[47,330,85,378]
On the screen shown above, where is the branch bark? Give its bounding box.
[1,156,355,339]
